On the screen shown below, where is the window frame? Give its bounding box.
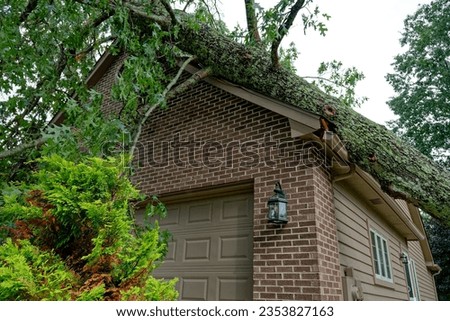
[369,229,393,283]
[402,252,421,301]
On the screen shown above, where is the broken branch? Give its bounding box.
[183,0,195,12]
[271,0,306,68]
[244,0,261,43]
[123,2,171,28]
[160,0,178,25]
[0,137,48,160]
[129,56,207,158]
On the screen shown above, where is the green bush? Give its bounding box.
[0,155,178,300]
[0,239,74,300]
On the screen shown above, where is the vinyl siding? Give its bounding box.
[334,183,410,301]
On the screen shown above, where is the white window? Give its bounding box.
[402,253,421,301]
[370,229,393,282]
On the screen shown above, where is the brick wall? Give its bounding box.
[95,57,343,300]
[94,54,125,116]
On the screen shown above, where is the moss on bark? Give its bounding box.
[175,24,450,223]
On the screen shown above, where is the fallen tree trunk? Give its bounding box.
[5,2,448,222]
[171,20,450,223]
[70,3,450,223]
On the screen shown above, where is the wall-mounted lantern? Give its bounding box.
[267,181,288,224]
[400,252,409,265]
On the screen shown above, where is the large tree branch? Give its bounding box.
[75,0,170,30]
[8,2,449,224]
[160,0,178,25]
[129,56,211,158]
[271,0,306,68]
[0,137,48,160]
[119,5,450,221]
[244,0,261,43]
[123,2,171,28]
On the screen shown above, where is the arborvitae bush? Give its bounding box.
[0,155,177,300]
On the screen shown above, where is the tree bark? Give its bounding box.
[172,18,450,223]
[271,0,306,68]
[0,137,47,160]
[57,3,450,223]
[244,0,261,43]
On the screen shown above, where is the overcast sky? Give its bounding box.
[219,0,432,125]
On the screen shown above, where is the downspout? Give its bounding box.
[430,264,442,277]
[432,268,442,277]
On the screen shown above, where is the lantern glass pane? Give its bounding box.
[278,202,286,216]
[268,203,277,219]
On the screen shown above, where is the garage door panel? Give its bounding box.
[183,237,211,261]
[180,278,209,301]
[166,222,252,234]
[153,272,252,301]
[187,202,213,224]
[217,276,253,301]
[147,191,253,300]
[222,197,252,221]
[219,234,252,261]
[164,229,251,266]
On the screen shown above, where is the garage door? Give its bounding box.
[152,192,253,300]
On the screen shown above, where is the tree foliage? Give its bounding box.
[422,214,450,300]
[0,2,450,303]
[0,0,112,144]
[305,60,368,108]
[0,154,177,300]
[2,0,352,302]
[387,0,450,300]
[0,0,366,177]
[386,0,450,166]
